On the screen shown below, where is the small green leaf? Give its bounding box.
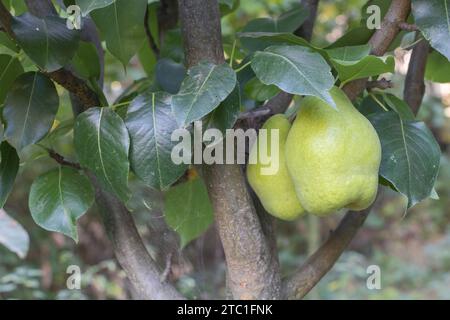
[155,58,186,94]
[412,0,450,60]
[368,111,441,210]
[29,167,94,241]
[74,107,131,203]
[241,6,309,52]
[251,45,335,107]
[71,41,101,80]
[75,0,115,16]
[12,13,80,72]
[0,32,20,53]
[3,72,59,150]
[172,62,236,126]
[0,141,19,208]
[91,0,147,67]
[0,54,23,104]
[0,209,29,258]
[331,54,395,85]
[164,177,214,248]
[326,27,374,49]
[425,50,450,83]
[205,84,241,133]
[244,77,280,102]
[126,92,188,190]
[359,93,415,120]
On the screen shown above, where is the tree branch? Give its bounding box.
[343,0,411,100]
[179,0,283,299]
[4,0,184,300]
[404,32,429,114]
[283,0,411,299]
[295,0,319,40]
[48,149,81,170]
[144,6,160,58]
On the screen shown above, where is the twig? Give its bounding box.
[48,149,82,170]
[367,78,394,91]
[144,6,160,58]
[398,22,418,31]
[404,32,429,114]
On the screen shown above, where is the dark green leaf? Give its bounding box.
[0,141,19,208]
[3,72,59,150]
[251,45,335,107]
[219,0,239,16]
[0,54,23,104]
[425,50,450,83]
[244,77,279,101]
[172,62,236,126]
[205,84,241,133]
[75,0,115,15]
[368,111,441,209]
[155,58,186,94]
[71,41,101,80]
[91,0,147,66]
[74,107,130,202]
[326,27,373,49]
[359,93,415,120]
[126,92,188,190]
[241,6,309,52]
[0,209,29,258]
[164,176,214,248]
[0,32,19,53]
[29,167,94,241]
[412,0,450,60]
[12,13,80,72]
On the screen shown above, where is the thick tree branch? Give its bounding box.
[4,0,184,300]
[284,0,411,299]
[404,32,429,114]
[179,0,283,299]
[343,0,411,100]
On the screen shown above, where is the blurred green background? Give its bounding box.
[1,0,450,300]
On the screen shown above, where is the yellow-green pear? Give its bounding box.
[247,114,305,221]
[285,87,381,216]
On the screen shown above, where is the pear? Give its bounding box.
[285,87,381,216]
[247,114,305,221]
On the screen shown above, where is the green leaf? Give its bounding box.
[0,209,29,258]
[368,111,441,209]
[0,32,19,53]
[164,176,214,248]
[12,13,80,72]
[238,32,312,49]
[75,0,115,16]
[3,72,59,150]
[91,0,147,67]
[155,58,186,94]
[244,77,280,101]
[251,45,335,107]
[241,6,309,52]
[172,62,237,126]
[126,92,188,190]
[205,84,241,133]
[327,27,374,49]
[0,141,19,208]
[219,0,239,16]
[74,107,130,202]
[425,50,450,83]
[138,42,157,75]
[326,44,372,61]
[71,41,101,80]
[29,167,94,241]
[331,55,395,85]
[359,93,415,120]
[160,29,184,63]
[412,0,450,61]
[0,54,23,105]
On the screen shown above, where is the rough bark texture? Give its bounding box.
[404,35,429,114]
[284,0,412,299]
[179,0,282,300]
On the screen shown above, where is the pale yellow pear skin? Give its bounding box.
[247,115,305,221]
[285,87,381,216]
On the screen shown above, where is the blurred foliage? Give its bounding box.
[1,0,449,300]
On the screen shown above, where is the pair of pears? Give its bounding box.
[247,87,382,220]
